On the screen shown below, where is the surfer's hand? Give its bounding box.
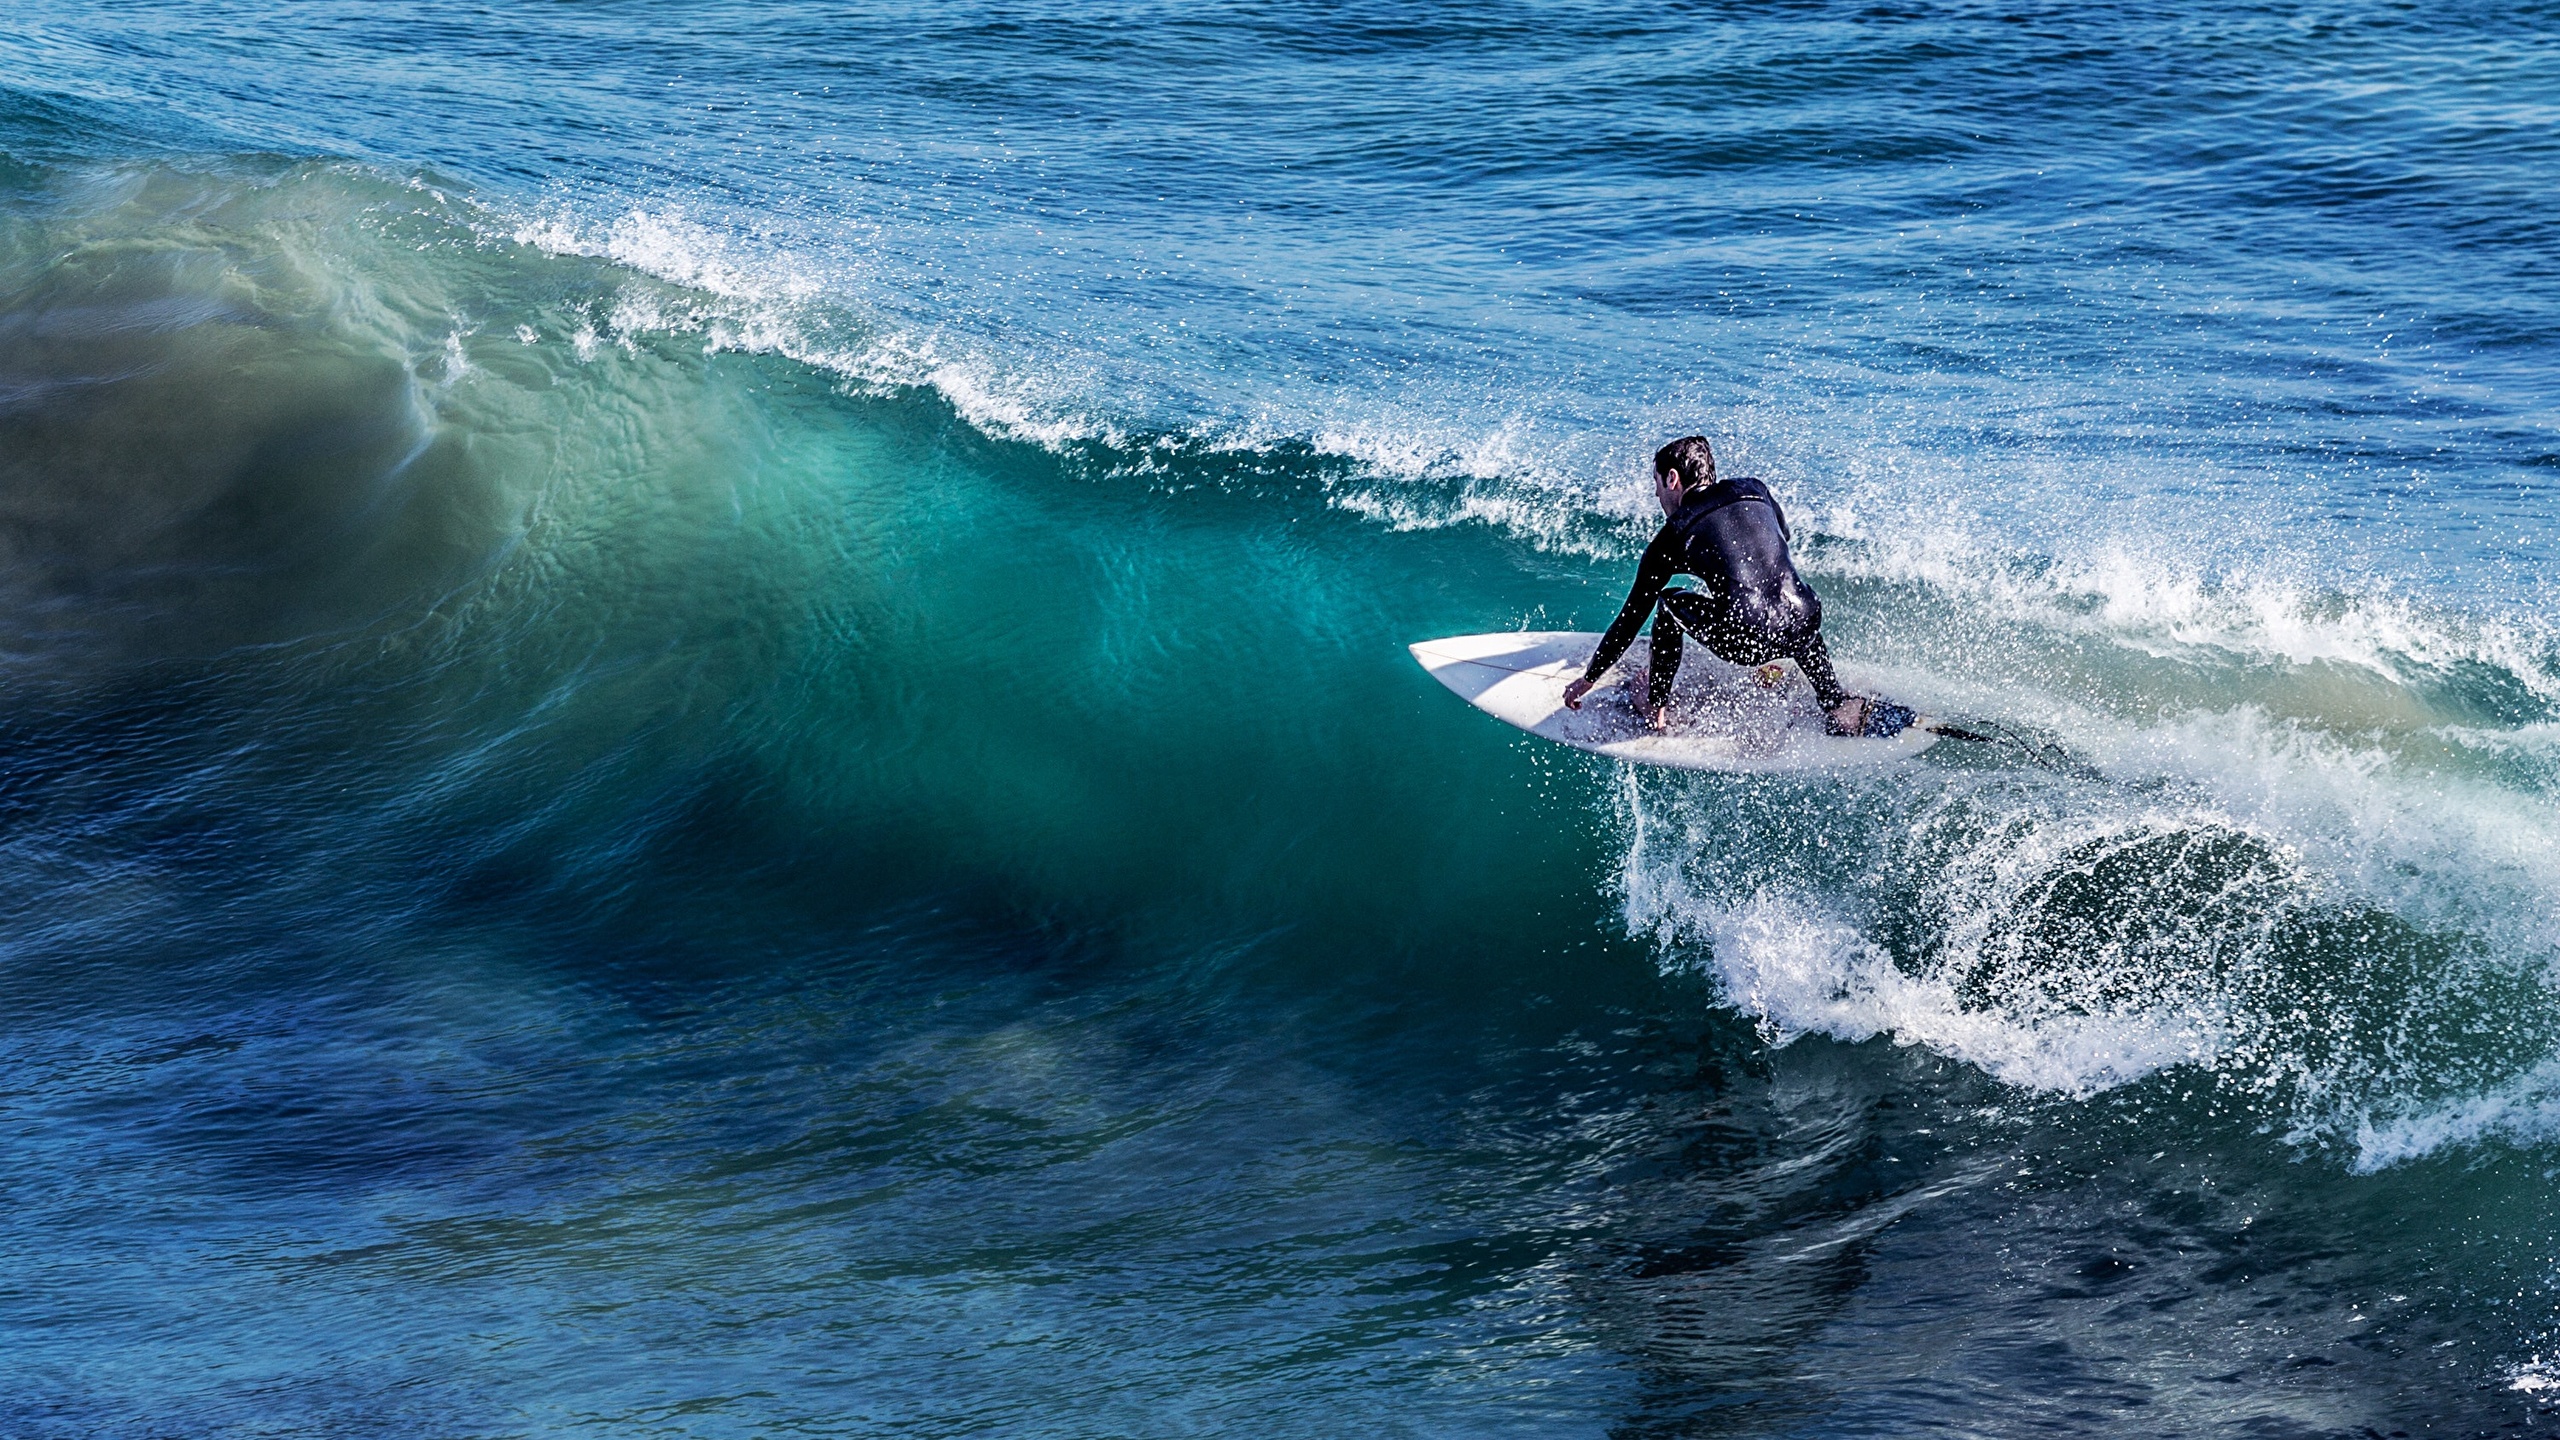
[1562,675,1594,710]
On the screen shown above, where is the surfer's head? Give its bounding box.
[1653,436,1716,513]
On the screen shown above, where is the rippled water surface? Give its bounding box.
[2,2,2557,1435]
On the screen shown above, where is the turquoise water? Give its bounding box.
[2,3,2558,1434]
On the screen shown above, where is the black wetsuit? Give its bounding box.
[1579,476,1850,717]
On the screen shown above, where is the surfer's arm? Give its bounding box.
[1569,526,1680,698]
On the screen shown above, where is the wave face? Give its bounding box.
[3,2,2559,1435]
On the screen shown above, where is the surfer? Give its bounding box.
[1561,437,1871,735]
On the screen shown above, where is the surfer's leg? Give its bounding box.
[1787,631,1872,734]
[1646,590,1698,722]
[1789,631,1850,712]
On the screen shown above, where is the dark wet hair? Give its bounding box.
[1653,436,1717,493]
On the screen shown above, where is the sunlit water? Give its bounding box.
[2,2,2557,1434]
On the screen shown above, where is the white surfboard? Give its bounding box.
[1410,631,1941,772]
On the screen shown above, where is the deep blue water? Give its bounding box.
[2,2,2558,1435]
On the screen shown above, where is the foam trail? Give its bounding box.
[1658,887,2220,1096]
[2355,1056,2560,1174]
[507,204,1130,451]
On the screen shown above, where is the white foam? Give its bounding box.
[511,204,823,305]
[499,195,1690,540]
[512,204,1146,453]
[1648,887,2219,1096]
[2080,705,2560,943]
[1615,678,2560,1162]
[2354,1054,2560,1173]
[2436,719,2560,763]
[1621,750,2230,1106]
[1820,522,2560,704]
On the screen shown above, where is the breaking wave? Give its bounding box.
[14,154,2558,1180]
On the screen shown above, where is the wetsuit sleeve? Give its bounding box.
[1581,526,1682,684]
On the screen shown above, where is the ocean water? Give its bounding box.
[1,1,2557,1434]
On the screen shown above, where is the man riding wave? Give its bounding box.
[1561,436,1873,736]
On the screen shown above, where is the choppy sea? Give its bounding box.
[3,2,2558,1434]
